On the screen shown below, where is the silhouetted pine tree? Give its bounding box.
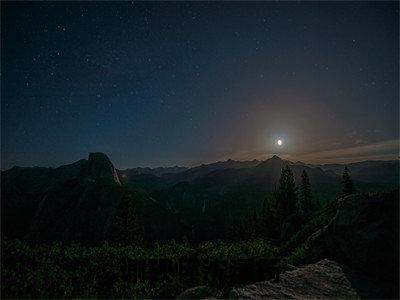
[241,209,258,240]
[341,166,356,196]
[109,189,143,245]
[261,197,278,239]
[251,208,259,239]
[229,217,244,241]
[261,198,269,236]
[300,170,312,215]
[275,165,298,225]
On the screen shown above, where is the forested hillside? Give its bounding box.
[1,153,398,298]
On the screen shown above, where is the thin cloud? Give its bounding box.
[297,139,399,164]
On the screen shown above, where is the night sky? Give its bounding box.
[2,1,399,169]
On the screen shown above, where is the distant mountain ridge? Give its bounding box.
[117,166,187,178]
[315,160,399,184]
[4,152,121,185]
[2,152,398,244]
[149,155,343,220]
[3,153,398,197]
[4,153,398,182]
[161,158,261,183]
[1,152,124,243]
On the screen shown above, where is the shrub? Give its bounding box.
[1,238,278,299]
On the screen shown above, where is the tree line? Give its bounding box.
[230,165,356,242]
[106,164,356,246]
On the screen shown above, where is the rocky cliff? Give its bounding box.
[84,152,121,184]
[304,190,398,298]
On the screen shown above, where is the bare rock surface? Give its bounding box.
[177,286,220,299]
[304,191,398,299]
[230,259,359,299]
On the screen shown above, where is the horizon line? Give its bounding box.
[2,153,399,172]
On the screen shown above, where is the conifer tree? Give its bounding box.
[261,197,269,236]
[251,208,259,239]
[300,170,312,215]
[242,209,259,239]
[261,197,278,239]
[341,166,356,196]
[275,165,298,225]
[109,189,142,245]
[229,217,244,241]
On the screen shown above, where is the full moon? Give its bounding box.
[277,139,283,146]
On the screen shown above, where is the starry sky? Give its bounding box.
[2,1,399,169]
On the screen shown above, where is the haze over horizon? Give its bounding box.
[2,148,399,171]
[2,2,399,170]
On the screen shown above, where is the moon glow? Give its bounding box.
[277,139,283,146]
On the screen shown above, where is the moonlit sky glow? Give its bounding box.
[1,2,399,169]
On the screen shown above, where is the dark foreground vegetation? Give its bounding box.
[2,239,278,299]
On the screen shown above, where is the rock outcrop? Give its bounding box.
[84,152,121,184]
[305,190,399,298]
[2,152,126,244]
[230,259,359,299]
[177,286,220,299]
[226,191,399,299]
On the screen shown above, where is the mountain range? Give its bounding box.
[1,152,398,245]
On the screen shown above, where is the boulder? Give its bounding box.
[230,259,359,299]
